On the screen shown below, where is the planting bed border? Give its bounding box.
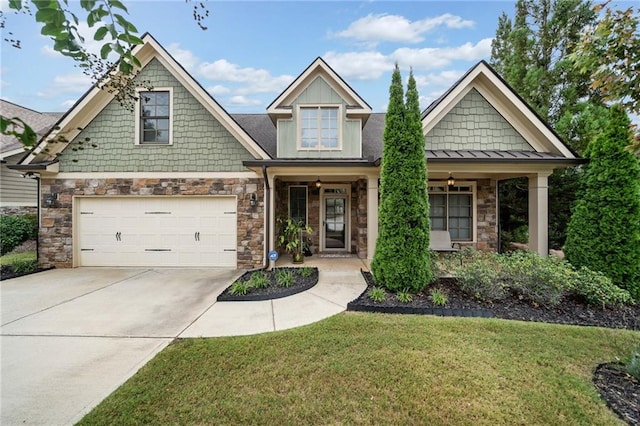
[217,267,319,302]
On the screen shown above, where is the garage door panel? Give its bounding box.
[78,197,237,268]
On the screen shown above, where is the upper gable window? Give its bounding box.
[299,106,340,150]
[135,88,173,145]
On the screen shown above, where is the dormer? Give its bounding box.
[267,58,371,159]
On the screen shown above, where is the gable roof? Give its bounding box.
[421,60,576,159]
[21,33,270,165]
[266,57,371,122]
[0,100,62,159]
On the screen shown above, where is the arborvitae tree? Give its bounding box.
[371,66,432,292]
[564,106,640,300]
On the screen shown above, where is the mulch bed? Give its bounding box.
[217,267,319,301]
[349,271,640,424]
[0,265,54,281]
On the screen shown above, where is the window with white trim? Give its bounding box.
[289,186,308,225]
[299,106,339,150]
[428,183,474,241]
[135,88,173,145]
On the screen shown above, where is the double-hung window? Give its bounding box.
[428,183,475,241]
[135,88,173,145]
[300,106,339,150]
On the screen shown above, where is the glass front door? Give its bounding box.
[324,197,346,249]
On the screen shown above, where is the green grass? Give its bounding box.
[78,313,639,425]
[0,251,36,266]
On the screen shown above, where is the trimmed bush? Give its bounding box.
[570,267,633,308]
[502,251,573,307]
[454,252,507,301]
[564,106,640,300]
[0,214,38,255]
[371,66,432,292]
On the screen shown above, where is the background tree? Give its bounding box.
[0,0,208,147]
[490,0,601,250]
[564,106,640,300]
[570,1,640,154]
[371,66,432,292]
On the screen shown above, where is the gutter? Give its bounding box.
[262,164,270,270]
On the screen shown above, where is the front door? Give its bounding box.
[322,188,349,251]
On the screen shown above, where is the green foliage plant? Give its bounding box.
[430,289,448,307]
[570,267,633,309]
[229,281,251,296]
[277,217,312,263]
[10,258,38,274]
[275,269,295,288]
[0,214,38,255]
[502,251,572,307]
[453,251,507,302]
[564,106,640,300]
[248,271,269,289]
[367,287,387,303]
[396,290,413,303]
[625,346,640,381]
[299,267,313,278]
[371,65,431,292]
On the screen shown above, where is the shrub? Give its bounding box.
[430,288,448,306]
[396,290,413,303]
[299,267,313,278]
[626,346,640,381]
[371,67,432,292]
[0,214,37,255]
[453,252,507,301]
[276,269,294,288]
[229,281,251,296]
[502,251,572,307]
[248,271,269,289]
[10,258,38,274]
[570,267,633,308]
[565,106,640,300]
[367,287,387,303]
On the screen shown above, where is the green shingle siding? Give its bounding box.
[426,88,532,151]
[278,77,361,158]
[60,58,253,172]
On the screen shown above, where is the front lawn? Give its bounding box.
[0,250,36,266]
[78,313,639,425]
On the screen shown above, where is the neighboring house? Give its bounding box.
[13,34,581,269]
[0,100,61,215]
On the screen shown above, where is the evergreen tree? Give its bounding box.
[371,66,432,292]
[564,106,640,300]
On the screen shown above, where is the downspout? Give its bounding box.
[262,165,270,269]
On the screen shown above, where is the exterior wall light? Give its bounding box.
[45,192,58,207]
[315,178,322,189]
[447,174,455,186]
[250,193,257,207]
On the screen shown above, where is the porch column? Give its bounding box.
[268,173,276,257]
[528,173,550,256]
[367,175,378,262]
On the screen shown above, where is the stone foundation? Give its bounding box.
[458,178,498,251]
[38,177,264,269]
[0,206,37,216]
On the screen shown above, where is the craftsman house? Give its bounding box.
[13,34,580,269]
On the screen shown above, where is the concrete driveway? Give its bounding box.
[0,267,238,425]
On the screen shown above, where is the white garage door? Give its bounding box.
[77,197,237,267]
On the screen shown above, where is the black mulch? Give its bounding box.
[593,363,640,425]
[217,267,319,301]
[350,271,640,424]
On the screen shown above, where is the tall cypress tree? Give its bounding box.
[564,106,640,300]
[371,66,432,292]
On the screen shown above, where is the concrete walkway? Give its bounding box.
[1,259,367,425]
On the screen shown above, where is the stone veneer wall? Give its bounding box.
[456,178,498,251]
[0,206,37,216]
[38,177,264,269]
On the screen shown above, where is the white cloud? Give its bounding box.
[207,85,231,96]
[334,13,475,45]
[40,22,121,62]
[228,95,262,107]
[167,43,199,71]
[61,99,77,109]
[413,70,464,89]
[198,59,293,95]
[37,72,92,98]
[392,38,493,70]
[40,45,60,58]
[322,51,393,80]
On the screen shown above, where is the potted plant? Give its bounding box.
[277,216,313,263]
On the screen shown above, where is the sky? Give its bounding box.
[0,0,634,118]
